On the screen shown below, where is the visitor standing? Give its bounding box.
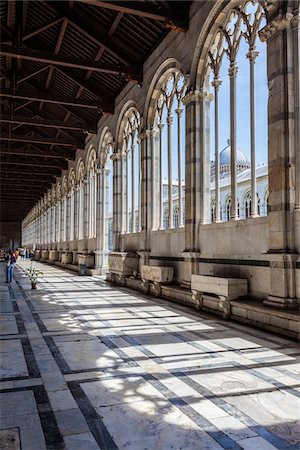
[6,251,16,283]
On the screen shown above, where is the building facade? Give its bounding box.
[22,0,300,310]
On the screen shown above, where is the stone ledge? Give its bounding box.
[116,279,299,341]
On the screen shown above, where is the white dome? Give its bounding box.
[220,147,249,165]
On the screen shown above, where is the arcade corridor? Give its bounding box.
[0,261,299,450]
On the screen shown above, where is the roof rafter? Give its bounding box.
[0,115,93,133]
[0,44,141,80]
[0,134,82,148]
[0,86,102,110]
[78,1,189,32]
[46,1,138,66]
[0,146,74,160]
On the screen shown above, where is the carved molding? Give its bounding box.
[259,13,294,41]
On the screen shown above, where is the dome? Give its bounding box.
[219,147,249,165]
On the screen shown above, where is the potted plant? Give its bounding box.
[26,264,43,289]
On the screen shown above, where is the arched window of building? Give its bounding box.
[263,190,269,216]
[120,108,141,234]
[226,197,231,222]
[211,198,216,223]
[244,191,251,219]
[163,207,169,230]
[204,1,268,222]
[152,69,187,230]
[173,206,179,228]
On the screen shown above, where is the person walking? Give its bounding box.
[6,251,16,283]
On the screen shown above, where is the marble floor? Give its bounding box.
[0,261,299,450]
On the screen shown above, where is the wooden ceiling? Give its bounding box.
[0,0,190,222]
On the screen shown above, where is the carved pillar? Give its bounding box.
[70,189,75,242]
[83,177,89,239]
[260,11,299,308]
[229,62,239,221]
[212,78,222,223]
[95,166,102,269]
[182,90,202,251]
[111,152,121,251]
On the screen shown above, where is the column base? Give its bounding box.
[263,296,299,310]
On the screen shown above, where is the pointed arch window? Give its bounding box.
[153,70,187,230]
[121,109,141,234]
[205,1,268,222]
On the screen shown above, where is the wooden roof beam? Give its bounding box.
[0,87,102,110]
[0,134,82,148]
[1,158,69,169]
[0,146,74,160]
[23,17,64,41]
[0,44,141,81]
[46,2,138,66]
[0,115,94,133]
[78,1,189,32]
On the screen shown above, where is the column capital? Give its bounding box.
[246,49,259,63]
[110,152,121,161]
[182,90,202,105]
[175,107,183,117]
[211,78,222,90]
[259,12,293,42]
[166,113,173,125]
[228,63,238,78]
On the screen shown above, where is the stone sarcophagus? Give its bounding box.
[34,250,41,260]
[141,265,174,297]
[49,250,58,261]
[141,265,173,283]
[61,253,72,265]
[191,275,248,319]
[78,254,94,268]
[108,252,139,286]
[41,250,49,260]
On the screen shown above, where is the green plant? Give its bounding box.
[26,265,43,283]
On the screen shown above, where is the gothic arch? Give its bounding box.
[98,127,114,169]
[145,58,187,127]
[189,0,271,90]
[75,159,85,184]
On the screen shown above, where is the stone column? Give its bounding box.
[212,78,222,223]
[229,62,239,221]
[167,113,174,229]
[83,177,89,239]
[247,49,259,218]
[260,10,299,308]
[95,166,102,270]
[70,189,75,242]
[182,90,202,251]
[57,201,61,244]
[111,152,121,251]
[78,183,84,240]
[292,10,300,255]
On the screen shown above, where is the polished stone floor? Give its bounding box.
[0,260,299,450]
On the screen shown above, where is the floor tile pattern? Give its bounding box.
[0,261,299,450]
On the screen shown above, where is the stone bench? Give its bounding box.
[141,265,174,297]
[61,253,73,265]
[108,252,139,286]
[191,275,248,319]
[41,250,49,261]
[78,254,94,268]
[49,250,58,262]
